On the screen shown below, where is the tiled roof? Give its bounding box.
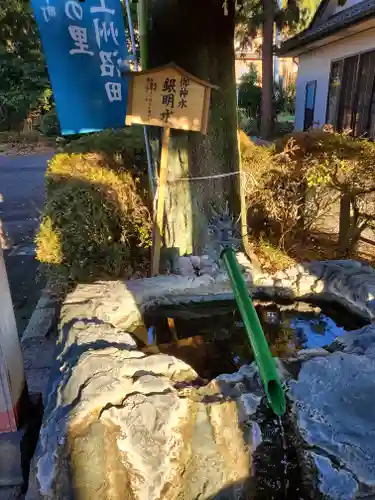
[279,0,375,54]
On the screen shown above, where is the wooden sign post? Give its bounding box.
[152,127,170,276]
[125,63,217,275]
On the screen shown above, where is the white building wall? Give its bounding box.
[295,28,375,131]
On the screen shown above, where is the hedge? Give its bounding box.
[36,129,152,282]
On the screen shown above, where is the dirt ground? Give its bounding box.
[249,230,375,275]
[248,192,375,274]
[0,132,55,156]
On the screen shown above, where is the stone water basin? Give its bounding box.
[130,299,366,379]
[27,261,375,500]
[126,299,367,499]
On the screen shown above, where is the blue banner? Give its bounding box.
[32,0,128,135]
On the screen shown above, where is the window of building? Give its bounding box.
[326,60,343,126]
[304,80,317,131]
[338,55,359,131]
[354,50,375,136]
[326,50,375,137]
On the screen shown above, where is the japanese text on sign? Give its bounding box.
[145,77,157,120]
[41,0,56,22]
[126,66,213,133]
[32,0,128,134]
[65,0,121,102]
[159,77,191,123]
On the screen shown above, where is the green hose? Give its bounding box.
[221,247,286,416]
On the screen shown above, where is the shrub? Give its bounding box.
[237,65,296,134]
[239,129,337,248]
[240,128,375,259]
[36,151,151,281]
[237,64,262,120]
[256,237,296,272]
[61,127,149,187]
[237,108,252,134]
[273,120,294,137]
[274,129,375,254]
[275,128,371,160]
[239,130,273,175]
[274,82,296,116]
[239,131,282,240]
[64,126,145,166]
[39,107,60,136]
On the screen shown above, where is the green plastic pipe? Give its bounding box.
[221,247,286,416]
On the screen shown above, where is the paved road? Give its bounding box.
[0,153,53,335]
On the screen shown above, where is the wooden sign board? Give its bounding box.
[125,64,217,134]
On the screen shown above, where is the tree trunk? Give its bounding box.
[296,182,308,238]
[338,193,351,255]
[260,0,275,139]
[349,225,362,255]
[148,0,239,255]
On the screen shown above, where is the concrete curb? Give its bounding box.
[21,292,58,343]
[20,287,60,400]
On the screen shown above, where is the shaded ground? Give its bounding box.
[0,153,53,334]
[248,229,375,275]
[279,232,374,266]
[0,131,54,156]
[4,249,43,335]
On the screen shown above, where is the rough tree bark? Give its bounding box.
[338,193,366,256]
[338,193,352,255]
[148,0,239,255]
[260,0,275,139]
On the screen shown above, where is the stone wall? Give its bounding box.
[26,258,375,499]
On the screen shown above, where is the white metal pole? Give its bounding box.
[124,0,156,198]
[0,245,25,433]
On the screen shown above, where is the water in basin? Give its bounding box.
[131,299,365,379]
